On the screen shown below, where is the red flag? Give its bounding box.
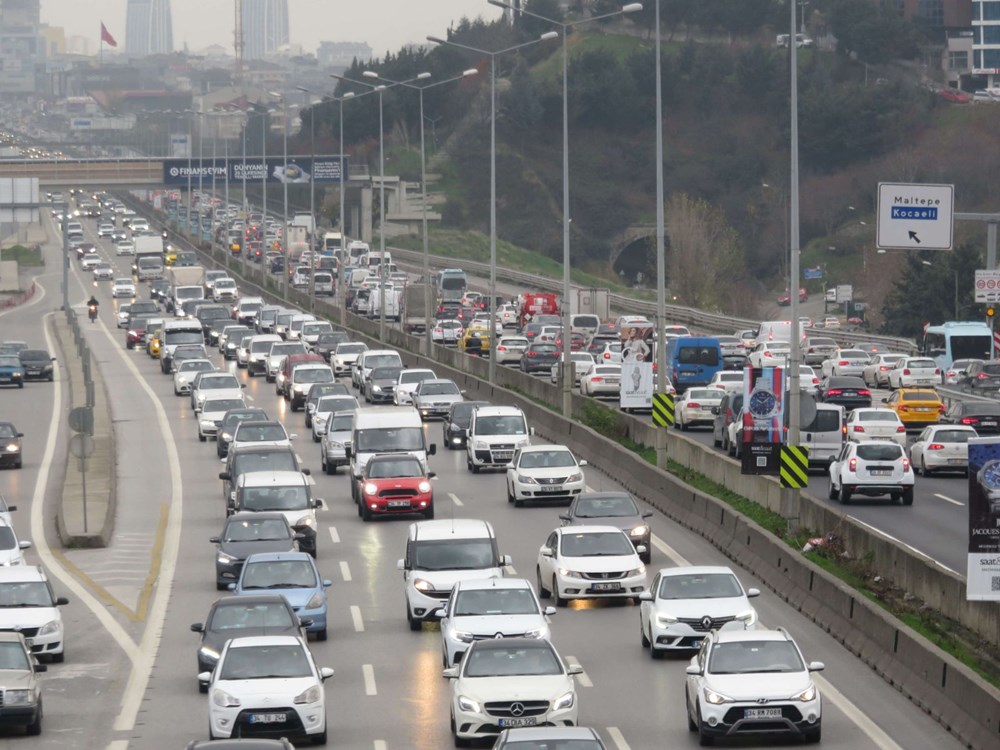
[100,22,118,48]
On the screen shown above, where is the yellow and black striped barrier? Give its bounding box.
[779,445,809,488]
[652,392,675,428]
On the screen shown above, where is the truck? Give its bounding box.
[134,236,166,281]
[290,211,315,235]
[369,284,402,322]
[518,292,560,328]
[568,288,610,319]
[285,224,311,263]
[134,235,164,257]
[167,266,206,289]
[402,282,432,334]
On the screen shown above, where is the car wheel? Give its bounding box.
[408,606,422,632]
[305,414,312,428]
[198,432,206,443]
[362,503,373,522]
[198,680,208,694]
[640,622,650,647]
[920,458,931,478]
[323,458,334,476]
[712,431,721,448]
[25,702,41,736]
[317,628,328,642]
[536,568,551,599]
[471,462,480,474]
[828,481,837,500]
[902,487,914,506]
[553,578,567,607]
[640,549,651,565]
[686,692,698,732]
[312,432,319,443]
[507,483,514,503]
[839,484,851,505]
[424,506,434,520]
[311,729,328,746]
[724,435,733,456]
[697,706,714,746]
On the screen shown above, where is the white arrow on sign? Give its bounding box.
[876,182,954,251]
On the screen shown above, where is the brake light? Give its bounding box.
[961,417,977,425]
[591,377,603,383]
[934,368,941,375]
[896,425,906,433]
[927,443,945,450]
[808,347,814,352]
[939,404,947,413]
[903,368,911,375]
[859,389,871,396]
[826,389,843,396]
[842,424,847,436]
[688,402,701,409]
[879,365,889,371]
[812,377,819,384]
[978,373,988,379]
[527,351,537,357]
[849,457,857,472]
[838,360,849,366]
[902,457,910,472]
[603,352,611,359]
[763,351,771,357]
[497,346,507,351]
[853,425,865,432]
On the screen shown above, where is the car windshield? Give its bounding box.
[165,331,204,345]
[355,427,424,452]
[220,644,312,680]
[222,412,268,430]
[475,415,527,436]
[0,642,30,671]
[337,344,366,355]
[366,354,400,369]
[559,531,634,557]
[302,324,331,335]
[330,414,354,431]
[224,517,291,542]
[296,369,334,384]
[233,421,285,442]
[270,343,305,357]
[420,382,461,396]
[687,390,719,401]
[317,396,357,413]
[855,444,904,461]
[658,573,743,600]
[966,403,1000,415]
[309,384,348,401]
[708,640,804,674]
[400,371,434,384]
[454,588,538,616]
[241,486,308,511]
[0,582,54,607]
[573,495,638,518]
[18,351,49,363]
[203,399,246,414]
[201,377,240,390]
[858,412,898,422]
[0,357,19,368]
[463,645,562,677]
[519,450,576,469]
[179,361,214,373]
[232,452,297,477]
[372,367,403,381]
[411,540,495,571]
[367,458,423,478]
[209,602,296,631]
[241,558,317,592]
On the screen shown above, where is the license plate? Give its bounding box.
[870,470,892,477]
[493,452,513,461]
[499,717,538,728]
[249,713,287,724]
[982,421,997,428]
[744,708,782,719]
[540,485,563,493]
[948,459,965,465]
[0,377,9,382]
[387,499,411,508]
[917,407,933,412]
[606,378,620,384]
[591,582,622,591]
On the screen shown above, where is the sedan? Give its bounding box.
[80,254,102,271]
[0,422,24,468]
[200,635,333,743]
[828,440,914,505]
[941,400,1000,434]
[431,319,464,346]
[520,341,560,374]
[320,410,355,475]
[116,303,132,329]
[549,352,596,385]
[91,261,114,280]
[111,278,136,299]
[217,407,269,458]
[443,638,581,745]
[909,425,978,476]
[883,388,944,429]
[887,356,940,389]
[365,365,403,404]
[197,398,247,442]
[580,364,622,398]
[97,222,114,237]
[675,388,724,430]
[413,378,465,421]
[536,525,646,606]
[303,382,351,429]
[802,336,838,366]
[495,335,529,365]
[173,358,216,396]
[706,369,744,396]
[820,349,871,377]
[493,727,607,749]
[114,241,135,256]
[441,400,490,449]
[559,491,652,563]
[639,565,759,655]
[747,342,790,368]
[942,357,981,386]
[230,420,294,451]
[861,353,907,388]
[506,446,587,507]
[210,512,299,590]
[17,350,55,382]
[845,407,907,447]
[231,552,331,641]
[191,373,245,412]
[393,368,437,406]
[816,376,871,411]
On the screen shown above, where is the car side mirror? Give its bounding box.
[240,383,246,389]
[461,389,467,395]
[197,671,211,683]
[5,505,14,512]
[433,608,447,619]
[685,664,702,675]
[442,667,458,679]
[638,591,653,601]
[209,536,221,544]
[500,554,513,566]
[320,667,335,681]
[558,514,571,522]
[505,462,515,469]
[289,434,298,440]
[428,444,437,456]
[219,471,230,481]
[539,546,553,557]
[543,606,556,616]
[710,406,720,415]
[50,358,56,362]
[18,541,31,550]
[190,623,204,633]
[634,545,647,555]
[747,588,761,598]
[35,663,47,673]
[578,459,588,467]
[344,446,352,458]
[299,618,313,628]
[55,596,69,606]
[428,471,437,479]
[882,397,889,403]
[808,661,825,672]
[322,579,333,588]
[567,664,584,676]
[642,510,653,519]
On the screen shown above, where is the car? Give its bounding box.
[685,627,823,745]
[17,350,55,382]
[91,261,114,280]
[111,229,127,243]
[943,358,982,386]
[822,315,840,329]
[319,410,355,475]
[217,407,270,458]
[116,303,133,329]
[312,331,351,362]
[845,407,908,446]
[520,341,560,374]
[436,578,553,667]
[883,387,944,429]
[559,491,652,563]
[675,387,724,430]
[198,398,248,442]
[191,373,246,412]
[331,341,367,377]
[938,87,971,103]
[200,635,333,742]
[579,364,622,398]
[802,336,838,366]
[861,353,907,388]
[816,375,871,411]
[230,421,295,451]
[909,424,978,476]
[171,344,211,373]
[212,277,239,302]
[443,638,581,745]
[941,400,1000,434]
[97,222,114,237]
[412,378,465,420]
[491,727,607,749]
[217,324,251,354]
[0,566,69,662]
[441,401,490,450]
[110,278,136,299]
[828,440,915,505]
[536,525,646,606]
[287,364,336,410]
[589,338,623,365]
[393,368,437,406]
[639,565,759,656]
[0,519,30,564]
[887,356,940,389]
[0,355,25,389]
[173,358,216,396]
[264,340,308,382]
[190,594,305,693]
[747,341,790,368]
[211,512,300,590]
[230,553,331,640]
[960,359,1000,394]
[365,365,404,404]
[820,349,870,378]
[494,335,529,365]
[505,445,587,507]
[114,240,135,256]
[0,341,28,356]
[356,453,435,521]
[0,632,46,735]
[705,369,744,397]
[458,325,491,356]
[549,352,595,385]
[0,422,24,468]
[303,382,351,428]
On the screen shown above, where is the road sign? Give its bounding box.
[779,446,809,488]
[975,270,1000,303]
[652,393,675,428]
[836,284,853,303]
[803,267,823,280]
[69,434,94,459]
[877,182,954,251]
[68,406,93,435]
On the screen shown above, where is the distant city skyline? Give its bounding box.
[41,1,501,58]
[242,0,289,60]
[124,0,173,57]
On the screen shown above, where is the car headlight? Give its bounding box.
[630,525,649,538]
[6,443,19,452]
[37,619,61,636]
[178,376,187,384]
[565,472,583,483]
[452,630,475,643]
[199,645,221,663]
[412,579,435,592]
[4,689,35,706]
[372,385,382,392]
[474,441,488,451]
[553,690,575,711]
[703,687,731,705]
[792,683,817,702]
[220,432,232,441]
[557,568,581,578]
[523,626,547,639]
[736,609,757,626]
[305,592,325,610]
[294,384,304,392]
[417,481,432,493]
[210,330,218,337]
[12,371,21,378]
[627,566,646,576]
[656,613,678,626]
[517,474,538,484]
[293,684,322,705]
[457,695,480,713]
[200,419,215,429]
[211,688,241,708]
[364,482,378,496]
[217,551,238,564]
[295,515,316,528]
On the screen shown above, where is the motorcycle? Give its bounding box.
[88,304,98,323]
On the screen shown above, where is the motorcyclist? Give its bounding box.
[87,295,99,322]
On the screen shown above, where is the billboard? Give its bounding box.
[162,156,347,185]
[740,367,786,476]
[967,438,1000,600]
[619,362,654,411]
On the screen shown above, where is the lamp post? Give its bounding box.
[261,104,270,289]
[295,86,319,312]
[336,92,355,324]
[654,0,667,469]
[184,110,195,240]
[428,32,559,384]
[366,69,480,357]
[487,0,642,412]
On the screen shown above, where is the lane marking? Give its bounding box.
[106,741,129,750]
[851,518,960,575]
[651,534,689,566]
[506,565,518,575]
[374,742,387,750]
[351,605,365,632]
[933,492,964,507]
[566,657,592,687]
[606,727,631,750]
[448,492,463,506]
[340,561,352,582]
[328,526,340,543]
[363,664,377,696]
[316,498,329,511]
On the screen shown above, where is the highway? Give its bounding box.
[0,202,971,748]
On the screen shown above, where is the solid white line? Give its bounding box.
[933,492,964,507]
[106,741,129,750]
[812,674,906,750]
[350,605,365,632]
[606,727,631,750]
[566,657,592,687]
[651,534,690,566]
[851,518,960,575]
[328,526,340,543]
[340,561,352,582]
[448,492,463,506]
[363,664,377,696]
[373,741,387,750]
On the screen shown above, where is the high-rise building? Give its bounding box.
[125,0,173,57]
[243,0,289,60]
[0,0,40,94]
[973,1,1000,84]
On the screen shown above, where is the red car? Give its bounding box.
[776,288,808,306]
[356,453,435,521]
[554,332,587,351]
[938,88,970,104]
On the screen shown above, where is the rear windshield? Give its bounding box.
[901,391,937,401]
[856,444,903,460]
[908,359,935,368]
[983,364,1000,375]
[678,346,719,366]
[935,430,973,443]
[858,412,898,422]
[803,409,841,433]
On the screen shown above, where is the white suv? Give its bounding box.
[0,566,68,662]
[828,440,915,505]
[466,406,531,473]
[844,408,907,447]
[887,356,940,389]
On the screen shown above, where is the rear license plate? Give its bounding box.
[606,378,620,384]
[248,713,286,724]
[387,500,411,508]
[870,470,892,477]
[948,458,965,465]
[843,391,857,396]
[917,407,933,412]
[982,421,997,428]
[591,582,622,591]
[540,485,563,493]
[744,708,782,719]
[499,717,539,728]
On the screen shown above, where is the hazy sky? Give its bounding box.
[43,0,503,57]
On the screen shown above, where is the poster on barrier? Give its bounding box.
[620,362,653,411]
[967,437,1000,600]
[740,366,786,476]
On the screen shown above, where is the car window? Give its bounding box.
[901,391,937,401]
[419,382,461,396]
[935,430,974,443]
[220,644,312,680]
[657,573,742,600]
[462,645,561,677]
[367,458,423,478]
[224,518,290,542]
[241,559,317,589]
[241,486,309,511]
[858,412,897,422]
[573,495,638,518]
[0,581,54,607]
[708,640,804,674]
[0,642,29,671]
[236,424,287,442]
[678,346,719,366]
[804,411,838,433]
[855,443,904,461]
[411,539,495,571]
[475,415,527,436]
[209,601,295,630]
[983,364,1000,375]
[908,359,936,368]
[454,588,538,616]
[559,531,634,557]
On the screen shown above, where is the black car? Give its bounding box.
[816,375,872,411]
[190,594,306,692]
[941,400,1000,434]
[0,422,23,469]
[195,304,232,345]
[313,331,351,362]
[520,341,560,374]
[17,350,55,382]
[217,407,270,458]
[961,359,1000,394]
[149,278,171,302]
[269,255,285,274]
[366,366,404,404]
[224,330,255,361]
[126,300,160,326]
[211,512,299,590]
[442,400,491,449]
[560,491,653,563]
[721,353,750,371]
[180,298,213,318]
[435,302,462,321]
[304,382,350,428]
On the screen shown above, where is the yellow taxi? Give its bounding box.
[147,329,162,358]
[459,326,491,356]
[883,388,945,427]
[164,246,178,266]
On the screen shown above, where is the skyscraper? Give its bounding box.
[0,0,40,94]
[125,0,173,57]
[243,0,289,60]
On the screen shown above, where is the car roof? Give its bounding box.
[454,577,533,592]
[226,511,289,524]
[469,637,554,653]
[0,565,47,583]
[657,565,736,578]
[0,631,28,645]
[243,551,313,565]
[713,628,790,645]
[410,518,493,541]
[500,727,601,741]
[521,444,572,453]
[473,406,524,417]
[237,471,307,487]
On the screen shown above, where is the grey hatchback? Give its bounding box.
[560,492,653,563]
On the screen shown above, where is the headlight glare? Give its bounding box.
[704,688,730,705]
[413,579,435,592]
[553,690,575,710]
[630,525,649,537]
[793,684,817,702]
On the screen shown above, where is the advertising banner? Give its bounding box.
[161,156,347,185]
[740,366,786,476]
[620,362,654,411]
[967,438,1000,600]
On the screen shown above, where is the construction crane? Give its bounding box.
[234,0,244,86]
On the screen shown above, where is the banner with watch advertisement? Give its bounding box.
[966,438,1000,600]
[740,366,786,476]
[619,361,654,411]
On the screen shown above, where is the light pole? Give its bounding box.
[487,0,642,413]
[654,0,667,469]
[269,94,296,301]
[295,86,319,312]
[366,69,480,357]
[428,32,559,384]
[184,110,195,240]
[336,92,355,324]
[261,104,270,285]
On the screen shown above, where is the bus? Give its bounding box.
[438,268,468,303]
[919,321,992,370]
[322,232,342,254]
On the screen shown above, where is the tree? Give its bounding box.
[502,61,544,139]
[515,0,564,38]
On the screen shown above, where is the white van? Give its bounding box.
[347,407,436,502]
[789,402,845,468]
[466,405,532,472]
[570,314,601,341]
[396,518,511,630]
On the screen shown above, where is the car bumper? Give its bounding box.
[554,572,646,601]
[651,619,754,650]
[0,706,41,727]
[923,454,967,471]
[471,448,516,467]
[406,586,452,622]
[698,702,820,741]
[842,481,913,497]
[367,391,393,403]
[323,445,348,465]
[417,404,452,419]
[21,370,52,380]
[215,558,245,585]
[360,494,433,516]
[209,705,324,741]
[175,383,192,394]
[247,359,267,374]
[512,480,585,501]
[454,703,578,740]
[897,414,941,427]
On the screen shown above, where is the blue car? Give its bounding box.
[0,355,24,388]
[229,551,331,641]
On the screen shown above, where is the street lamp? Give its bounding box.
[428,31,559,384]
[184,109,196,240]
[365,68,479,357]
[487,1,642,413]
[295,86,320,312]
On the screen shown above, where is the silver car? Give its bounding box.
[311,395,360,442]
[191,373,246,412]
[320,411,355,475]
[412,378,464,421]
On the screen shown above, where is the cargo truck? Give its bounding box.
[402,282,432,334]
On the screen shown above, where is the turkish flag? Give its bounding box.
[100,22,118,48]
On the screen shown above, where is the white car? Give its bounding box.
[782,365,820,395]
[114,240,135,256]
[197,397,247,442]
[748,341,790,368]
[436,577,554,666]
[432,319,464,346]
[111,278,136,298]
[331,342,367,377]
[443,638,581,744]
[821,349,870,377]
[638,565,759,656]
[862,353,907,388]
[887,356,941,389]
[580,364,622,398]
[942,358,981,386]
[549,352,595,385]
[685,628,823,745]
[393,368,437,406]
[204,270,228,293]
[172,358,216,396]
[200,635,333,743]
[191,373,246,412]
[311,395,360,442]
[909,425,977,476]
[230,420,295,451]
[0,566,66,662]
[0,521,31,566]
[81,254,102,270]
[97,222,114,237]
[505,445,587,507]
[212,278,239,302]
[496,303,519,328]
[675,388,724,430]
[828,440,915,505]
[536,525,646,606]
[116,304,132,329]
[92,262,114,280]
[845,408,907,446]
[706,370,744,396]
[495,336,528,365]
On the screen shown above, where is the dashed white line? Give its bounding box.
[373,741,387,750]
[350,605,365,632]
[106,741,130,750]
[448,492,463,506]
[328,526,340,543]
[606,727,630,750]
[363,664,377,695]
[934,492,964,507]
[505,565,518,575]
[566,657,592,687]
[340,561,352,582]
